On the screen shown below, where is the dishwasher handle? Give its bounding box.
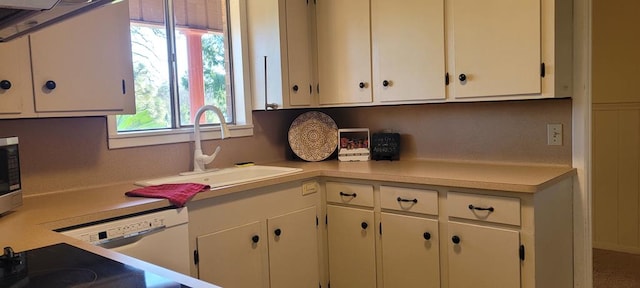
[96,225,166,248]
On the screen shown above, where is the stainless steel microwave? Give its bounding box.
[0,136,22,215]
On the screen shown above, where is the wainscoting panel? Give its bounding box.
[593,103,640,254]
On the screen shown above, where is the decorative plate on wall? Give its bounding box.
[288,111,338,161]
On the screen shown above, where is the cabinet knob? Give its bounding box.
[423,232,431,240]
[45,80,57,90]
[292,85,299,92]
[274,228,282,237]
[359,82,366,89]
[458,74,467,82]
[0,80,11,90]
[252,235,260,243]
[361,222,368,230]
[452,235,461,244]
[382,80,390,87]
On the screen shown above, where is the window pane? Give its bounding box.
[117,0,172,132]
[176,30,232,126]
[117,0,233,132]
[174,0,232,127]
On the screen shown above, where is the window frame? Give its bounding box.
[107,0,253,149]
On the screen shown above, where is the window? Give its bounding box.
[107,0,252,148]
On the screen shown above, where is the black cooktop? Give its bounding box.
[0,243,190,288]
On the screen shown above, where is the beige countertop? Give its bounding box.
[0,159,575,286]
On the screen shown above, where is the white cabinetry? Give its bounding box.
[326,181,376,287]
[322,178,573,288]
[188,182,322,287]
[447,221,520,288]
[0,37,34,117]
[371,0,445,103]
[196,221,266,287]
[313,0,571,105]
[380,186,440,288]
[267,207,320,287]
[444,180,574,288]
[316,0,372,105]
[0,1,134,118]
[248,0,314,110]
[447,0,573,100]
[446,192,522,287]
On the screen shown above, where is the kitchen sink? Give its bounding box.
[135,165,303,189]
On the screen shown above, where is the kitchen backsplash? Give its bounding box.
[0,98,571,195]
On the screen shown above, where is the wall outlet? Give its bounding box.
[302,181,319,196]
[547,124,563,146]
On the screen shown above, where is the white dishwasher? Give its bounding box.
[60,207,191,276]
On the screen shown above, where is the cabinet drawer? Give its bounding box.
[326,182,374,207]
[380,186,438,215]
[447,192,520,226]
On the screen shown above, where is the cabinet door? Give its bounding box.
[248,0,286,110]
[371,0,445,102]
[450,0,540,98]
[268,206,319,288]
[316,0,372,105]
[381,212,440,288]
[448,221,520,288]
[30,1,134,113]
[285,0,313,107]
[327,205,376,288]
[0,37,34,117]
[196,221,268,287]
[248,0,312,110]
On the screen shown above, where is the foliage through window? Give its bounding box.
[116,0,233,132]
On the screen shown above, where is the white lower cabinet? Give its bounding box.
[380,212,440,288]
[196,207,319,288]
[380,185,440,288]
[197,221,266,287]
[188,182,322,288]
[189,176,572,288]
[323,179,572,288]
[196,207,319,287]
[267,207,320,288]
[447,221,520,288]
[326,204,376,288]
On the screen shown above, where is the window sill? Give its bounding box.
[107,124,254,149]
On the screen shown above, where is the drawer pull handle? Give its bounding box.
[397,197,418,204]
[252,235,260,243]
[468,204,494,212]
[423,232,431,240]
[339,192,357,198]
[274,228,282,237]
[361,222,368,230]
[452,235,461,244]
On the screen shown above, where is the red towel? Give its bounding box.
[126,183,210,207]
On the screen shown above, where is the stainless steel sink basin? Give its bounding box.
[135,165,303,189]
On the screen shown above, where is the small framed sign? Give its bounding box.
[338,128,370,161]
[371,133,400,161]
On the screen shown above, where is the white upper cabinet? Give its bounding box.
[0,37,35,118]
[316,0,373,105]
[0,1,135,118]
[30,1,134,114]
[248,0,314,110]
[371,0,446,103]
[256,0,572,107]
[448,0,572,100]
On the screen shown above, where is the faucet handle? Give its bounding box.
[197,146,222,166]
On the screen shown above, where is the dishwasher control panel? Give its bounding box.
[80,217,165,244]
[60,208,188,245]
